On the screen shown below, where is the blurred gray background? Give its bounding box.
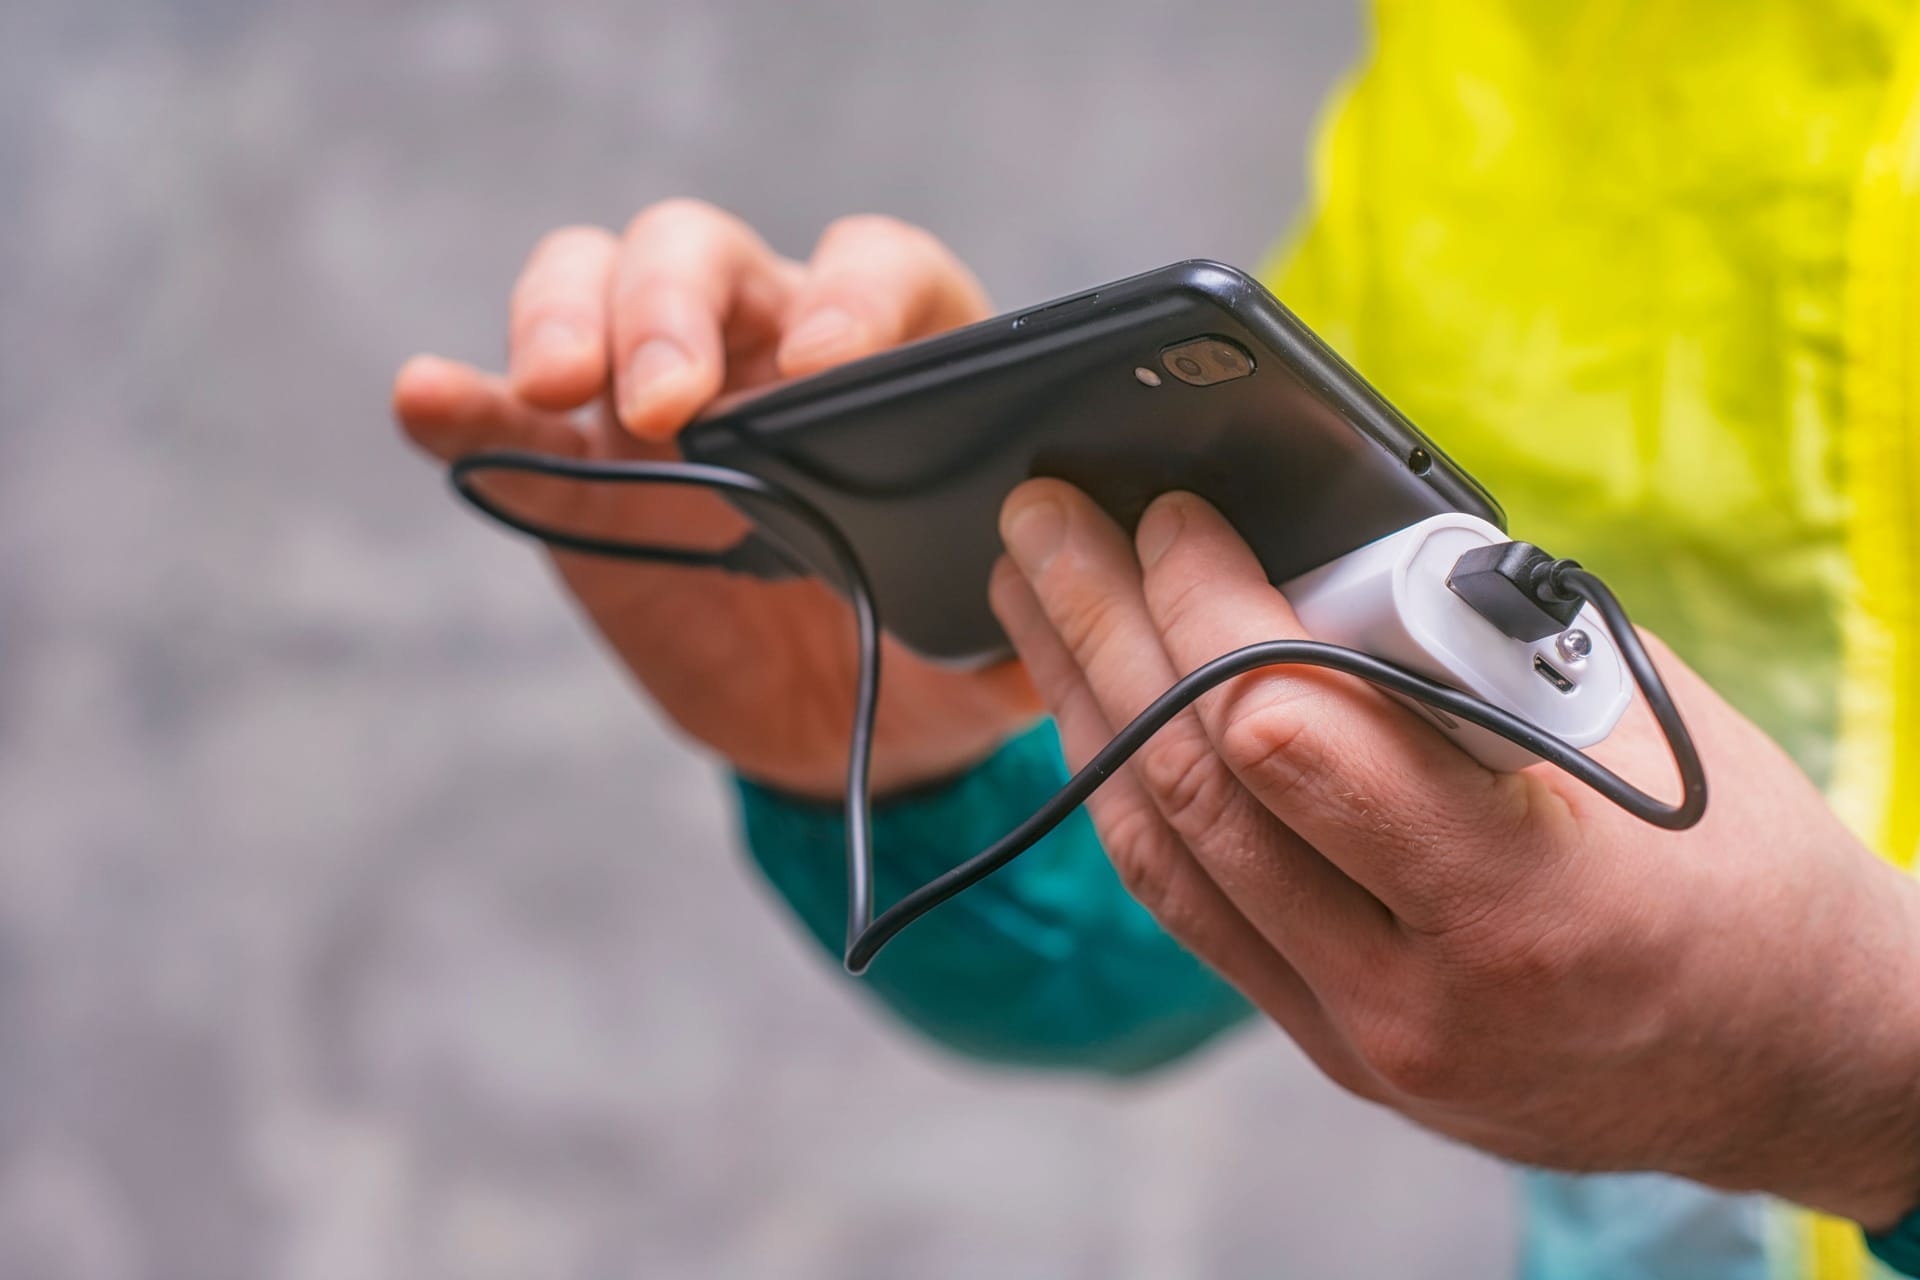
[0,2,1516,1276]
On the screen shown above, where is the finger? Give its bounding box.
[508,225,619,410]
[1133,492,1535,926]
[998,479,1394,985]
[988,558,1373,1092]
[609,199,797,441]
[992,557,1233,952]
[392,354,586,463]
[777,214,990,376]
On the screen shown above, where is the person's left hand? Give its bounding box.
[990,479,1920,1230]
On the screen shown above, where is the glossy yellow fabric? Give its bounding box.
[1259,4,1920,1277]
[1826,25,1920,1274]
[1834,15,1920,881]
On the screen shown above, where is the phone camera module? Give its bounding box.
[1161,336,1255,387]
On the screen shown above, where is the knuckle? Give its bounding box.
[1109,840,1212,951]
[1045,570,1132,662]
[624,196,730,243]
[1149,559,1215,629]
[1450,912,1588,996]
[510,290,592,327]
[1217,694,1318,800]
[1354,1005,1467,1103]
[1394,795,1554,940]
[821,211,925,252]
[514,228,610,314]
[1101,806,1181,912]
[629,196,721,237]
[1313,1044,1386,1103]
[1138,733,1234,833]
[1141,877,1211,950]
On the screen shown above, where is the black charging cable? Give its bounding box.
[450,449,1708,975]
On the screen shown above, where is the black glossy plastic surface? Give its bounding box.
[680,260,1503,665]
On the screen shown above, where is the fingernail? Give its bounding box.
[620,338,691,420]
[781,307,861,366]
[1136,495,1186,568]
[1003,496,1067,573]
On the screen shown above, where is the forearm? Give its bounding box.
[734,719,1254,1076]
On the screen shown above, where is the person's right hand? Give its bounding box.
[394,201,1040,798]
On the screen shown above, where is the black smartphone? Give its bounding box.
[680,260,1502,665]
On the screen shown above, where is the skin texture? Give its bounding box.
[992,480,1920,1231]
[393,201,1039,798]
[399,206,1920,1231]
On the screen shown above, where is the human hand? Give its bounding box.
[991,480,1920,1229]
[394,201,1038,797]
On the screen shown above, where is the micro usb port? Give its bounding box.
[1533,654,1575,694]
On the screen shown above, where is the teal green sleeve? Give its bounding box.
[733,719,1254,1077]
[1869,1204,1920,1277]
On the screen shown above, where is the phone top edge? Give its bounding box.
[683,258,1506,533]
[688,262,1253,432]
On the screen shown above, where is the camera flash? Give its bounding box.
[1134,366,1162,387]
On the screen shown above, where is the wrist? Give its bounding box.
[1667,855,1920,1228]
[1843,872,1920,1233]
[1772,866,1920,1231]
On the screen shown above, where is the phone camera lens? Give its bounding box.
[1162,336,1255,387]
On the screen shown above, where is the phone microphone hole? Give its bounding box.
[1408,448,1433,476]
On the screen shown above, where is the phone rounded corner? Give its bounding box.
[1167,259,1266,308]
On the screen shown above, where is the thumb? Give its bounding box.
[393,354,588,463]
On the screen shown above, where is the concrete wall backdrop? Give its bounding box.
[0,2,1515,1276]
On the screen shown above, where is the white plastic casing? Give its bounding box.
[1277,513,1632,771]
